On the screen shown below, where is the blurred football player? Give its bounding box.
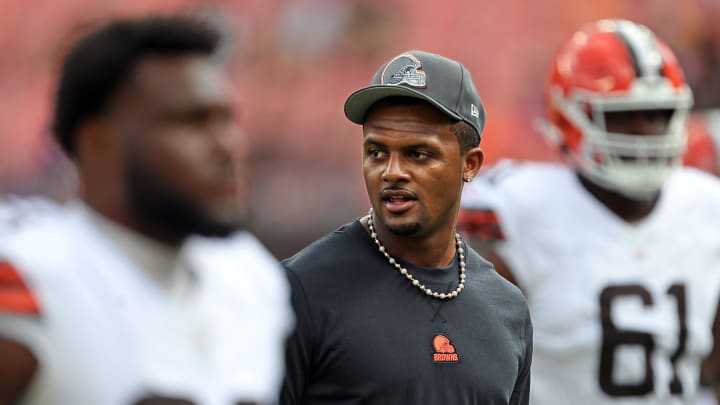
[459,19,720,405]
[0,16,292,405]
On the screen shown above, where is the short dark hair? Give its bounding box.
[451,120,480,154]
[52,16,222,155]
[365,97,480,154]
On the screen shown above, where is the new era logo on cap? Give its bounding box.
[344,50,486,142]
[381,53,427,88]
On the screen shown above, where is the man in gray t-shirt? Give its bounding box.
[280,50,532,405]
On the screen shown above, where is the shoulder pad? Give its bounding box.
[0,261,41,316]
[457,208,505,242]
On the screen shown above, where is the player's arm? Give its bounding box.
[457,208,518,286]
[0,337,37,405]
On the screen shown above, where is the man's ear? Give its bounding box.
[462,147,484,181]
[74,119,113,167]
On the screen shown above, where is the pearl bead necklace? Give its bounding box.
[366,209,466,300]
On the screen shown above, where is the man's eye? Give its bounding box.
[368,148,381,157]
[410,151,429,159]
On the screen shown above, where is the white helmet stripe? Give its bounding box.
[614,20,663,79]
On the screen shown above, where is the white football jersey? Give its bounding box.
[461,161,720,405]
[0,202,293,405]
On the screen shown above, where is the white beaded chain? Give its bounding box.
[366,208,466,300]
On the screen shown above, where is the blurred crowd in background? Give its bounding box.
[2,0,720,258]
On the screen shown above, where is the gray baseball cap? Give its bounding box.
[344,50,486,140]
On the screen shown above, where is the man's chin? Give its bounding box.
[197,203,247,236]
[192,221,241,238]
[385,221,422,237]
[134,200,244,240]
[195,209,246,238]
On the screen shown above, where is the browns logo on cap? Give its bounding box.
[381,53,427,88]
[344,50,486,143]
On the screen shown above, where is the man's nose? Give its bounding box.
[382,153,410,182]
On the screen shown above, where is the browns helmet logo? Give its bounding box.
[432,334,459,363]
[381,53,427,88]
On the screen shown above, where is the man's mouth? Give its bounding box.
[381,190,417,213]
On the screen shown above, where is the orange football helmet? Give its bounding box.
[539,19,693,199]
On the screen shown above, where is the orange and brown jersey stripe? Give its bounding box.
[457,209,506,242]
[0,261,40,316]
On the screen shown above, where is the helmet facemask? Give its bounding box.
[550,78,693,200]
